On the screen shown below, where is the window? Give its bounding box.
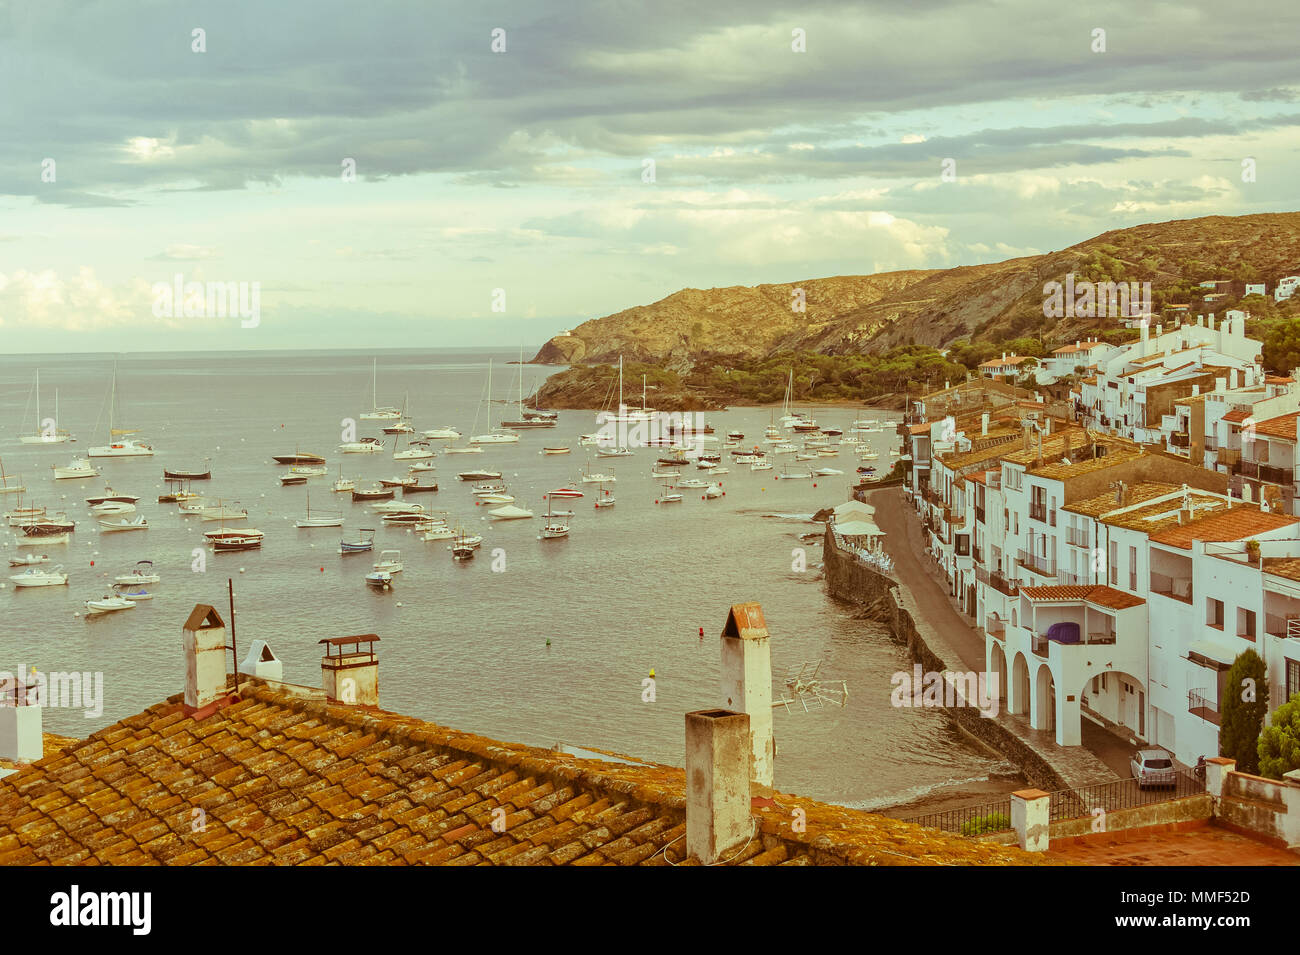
[1237,607,1257,641]
[1288,659,1300,703]
[1206,598,1224,630]
[1109,541,1118,586]
[1128,545,1137,591]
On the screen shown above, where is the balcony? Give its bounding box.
[1188,689,1220,726]
[1169,432,1190,449]
[1259,464,1294,486]
[973,546,984,564]
[976,564,1019,597]
[1018,549,1056,577]
[1066,527,1091,548]
[1219,447,1240,467]
[976,505,986,524]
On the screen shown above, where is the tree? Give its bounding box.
[1257,693,1300,780]
[1219,649,1270,774]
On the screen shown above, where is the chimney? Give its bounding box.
[1230,368,1239,390]
[183,604,229,715]
[1114,482,1123,504]
[1156,324,1163,337]
[1122,483,1133,506]
[1063,432,1073,462]
[981,412,989,436]
[1197,314,1204,326]
[1022,425,1031,451]
[320,635,380,706]
[1178,507,1192,524]
[239,640,284,683]
[719,604,774,788]
[685,709,753,864]
[1002,352,1007,361]
[1035,430,1043,467]
[0,668,42,763]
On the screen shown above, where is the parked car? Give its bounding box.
[1130,749,1177,789]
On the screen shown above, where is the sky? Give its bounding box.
[1,0,1299,353]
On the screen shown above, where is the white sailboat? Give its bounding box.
[602,356,656,423]
[359,359,402,420]
[538,495,569,539]
[18,371,73,444]
[296,493,343,528]
[470,360,520,444]
[88,366,154,457]
[0,457,24,495]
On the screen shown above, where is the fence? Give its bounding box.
[896,797,1013,836]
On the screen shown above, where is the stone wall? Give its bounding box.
[823,525,1069,792]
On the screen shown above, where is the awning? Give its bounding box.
[833,500,875,518]
[836,520,882,537]
[1187,639,1237,669]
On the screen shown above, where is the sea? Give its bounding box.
[0,348,1018,811]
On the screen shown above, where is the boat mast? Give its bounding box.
[486,360,493,430]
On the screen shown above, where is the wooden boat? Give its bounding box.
[352,486,395,501]
[542,447,571,455]
[22,516,75,536]
[403,482,439,493]
[378,476,417,488]
[209,532,264,552]
[339,528,376,554]
[280,475,308,486]
[86,486,139,506]
[272,452,326,465]
[164,467,211,481]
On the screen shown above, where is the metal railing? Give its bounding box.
[976,564,1019,596]
[1188,689,1220,725]
[1047,772,1205,823]
[895,797,1013,836]
[1018,549,1056,576]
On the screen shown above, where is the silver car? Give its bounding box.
[1130,749,1177,789]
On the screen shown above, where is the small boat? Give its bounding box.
[547,488,584,499]
[205,530,264,551]
[727,431,744,441]
[406,462,437,473]
[421,427,461,440]
[382,421,415,434]
[476,493,515,505]
[452,542,475,561]
[822,428,843,437]
[857,466,877,475]
[289,465,328,477]
[676,478,709,489]
[85,487,139,506]
[472,483,508,495]
[22,516,75,536]
[89,500,137,515]
[457,470,502,481]
[814,467,844,476]
[378,476,418,488]
[658,455,689,466]
[371,501,424,514]
[21,532,68,545]
[339,528,376,554]
[352,486,395,501]
[421,526,455,541]
[373,550,404,574]
[0,457,25,495]
[581,468,615,483]
[272,452,326,465]
[890,449,901,456]
[538,497,569,540]
[403,482,439,493]
[9,565,67,587]
[542,447,571,455]
[709,467,730,475]
[382,512,433,525]
[595,447,633,458]
[703,484,724,499]
[331,465,354,493]
[657,479,683,504]
[651,469,681,478]
[818,448,840,457]
[697,461,718,470]
[771,444,797,455]
[365,570,394,589]
[53,458,99,480]
[98,515,148,532]
[442,444,484,455]
[201,504,248,522]
[751,461,773,472]
[488,503,534,520]
[393,445,435,461]
[115,560,161,585]
[594,482,615,509]
[296,494,343,528]
[85,595,135,614]
[163,466,211,481]
[112,583,152,601]
[859,450,879,460]
[280,475,308,486]
[775,468,813,481]
[8,554,49,567]
[338,437,386,454]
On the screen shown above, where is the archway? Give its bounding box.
[989,642,1008,706]
[1010,652,1030,717]
[1035,664,1056,733]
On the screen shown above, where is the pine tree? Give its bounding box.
[1219,649,1269,774]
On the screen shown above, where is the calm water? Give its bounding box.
[0,349,1010,808]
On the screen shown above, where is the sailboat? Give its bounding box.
[470,360,520,444]
[656,479,683,504]
[18,371,73,444]
[296,493,343,528]
[0,457,24,495]
[538,494,569,539]
[88,365,154,457]
[501,348,558,428]
[778,369,802,428]
[593,481,616,508]
[359,359,402,420]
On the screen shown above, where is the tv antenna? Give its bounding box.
[772,661,848,713]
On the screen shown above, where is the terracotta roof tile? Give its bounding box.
[1248,412,1299,441]
[0,683,1043,867]
[1150,508,1297,549]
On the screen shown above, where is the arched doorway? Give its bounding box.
[990,643,1008,706]
[1035,665,1056,733]
[1011,653,1030,717]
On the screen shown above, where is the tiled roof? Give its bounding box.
[1100,495,1236,534]
[1149,508,1297,549]
[978,355,1033,368]
[1262,557,1300,583]
[1222,409,1252,423]
[1248,412,1299,441]
[0,682,1037,867]
[1063,483,1181,518]
[1029,448,1143,480]
[1265,375,1294,385]
[908,423,931,435]
[1019,585,1146,610]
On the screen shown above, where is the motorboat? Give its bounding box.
[421,427,461,440]
[457,470,502,481]
[675,478,709,489]
[85,487,139,506]
[339,528,376,554]
[90,501,137,515]
[201,504,248,522]
[382,421,415,435]
[775,468,813,480]
[542,447,571,455]
[99,516,148,532]
[338,437,386,453]
[651,469,680,478]
[795,452,818,462]
[9,565,67,587]
[85,594,135,614]
[442,444,484,454]
[702,484,724,499]
[814,467,844,476]
[370,501,424,514]
[476,493,514,505]
[381,512,434,525]
[421,526,455,541]
[727,431,744,441]
[580,468,615,483]
[373,550,404,574]
[378,475,418,488]
[595,447,633,458]
[272,452,326,465]
[289,465,328,477]
[771,444,797,455]
[407,462,437,472]
[750,461,773,472]
[8,554,49,567]
[53,458,99,480]
[547,488,584,499]
[352,486,395,501]
[393,444,435,461]
[112,584,152,601]
[365,570,394,589]
[115,560,160,585]
[163,466,211,480]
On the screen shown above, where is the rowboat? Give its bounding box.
[206,530,264,552]
[339,528,376,554]
[352,486,395,501]
[98,515,148,532]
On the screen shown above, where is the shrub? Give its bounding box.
[960,812,1012,836]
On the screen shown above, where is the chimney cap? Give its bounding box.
[319,634,381,657]
[723,603,769,640]
[183,604,225,632]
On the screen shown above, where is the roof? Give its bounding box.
[978,355,1034,368]
[1063,483,1181,518]
[1019,585,1146,610]
[1149,508,1296,549]
[836,520,881,536]
[0,682,1036,866]
[1262,557,1300,583]
[1052,342,1106,355]
[1099,494,1237,534]
[1222,409,1252,423]
[909,423,932,435]
[1249,412,1299,441]
[1029,448,1143,480]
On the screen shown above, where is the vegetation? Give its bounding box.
[1219,649,1270,775]
[1257,693,1300,780]
[960,812,1012,836]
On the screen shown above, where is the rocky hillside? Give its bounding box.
[533,212,1300,370]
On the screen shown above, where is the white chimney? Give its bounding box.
[685,709,753,864]
[320,635,380,706]
[239,640,284,683]
[981,412,990,436]
[183,604,228,715]
[719,604,774,788]
[0,670,43,763]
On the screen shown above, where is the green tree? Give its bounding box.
[1257,693,1300,780]
[1219,649,1270,774]
[1261,317,1300,376]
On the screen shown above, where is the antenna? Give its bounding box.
[772,661,848,714]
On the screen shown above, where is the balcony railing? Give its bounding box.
[976,565,1019,597]
[1018,549,1056,577]
[1169,432,1190,449]
[1188,689,1220,726]
[972,546,983,564]
[975,506,986,524]
[1066,527,1091,548]
[1259,464,1295,485]
[1031,633,1050,657]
